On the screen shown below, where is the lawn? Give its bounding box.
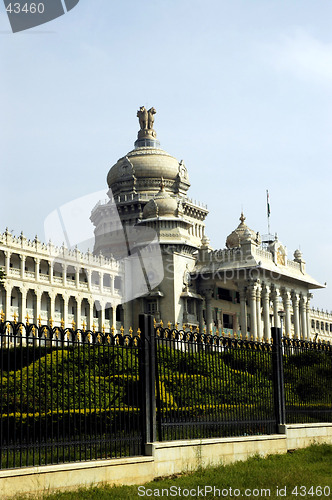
[14,443,332,499]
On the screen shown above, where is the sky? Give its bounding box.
[0,0,331,310]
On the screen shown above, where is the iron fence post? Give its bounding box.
[271,326,286,433]
[139,314,156,447]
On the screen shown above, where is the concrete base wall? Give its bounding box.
[1,423,331,499]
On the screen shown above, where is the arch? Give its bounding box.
[54,294,64,324]
[25,256,35,273]
[116,304,124,324]
[10,286,22,321]
[40,259,49,276]
[10,253,20,270]
[68,296,78,326]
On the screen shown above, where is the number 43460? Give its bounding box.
[6,3,45,14]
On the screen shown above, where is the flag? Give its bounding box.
[266,190,271,217]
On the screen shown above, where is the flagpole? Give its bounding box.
[266,189,271,236]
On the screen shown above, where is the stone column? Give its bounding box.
[299,295,307,340]
[291,291,300,338]
[249,283,257,340]
[100,272,104,294]
[262,285,271,341]
[62,263,67,288]
[271,288,281,328]
[5,285,11,322]
[49,261,54,284]
[35,290,41,324]
[239,287,248,337]
[282,290,292,337]
[110,276,114,295]
[63,295,69,328]
[233,314,239,336]
[88,299,94,330]
[100,302,105,330]
[202,288,213,333]
[5,251,10,277]
[197,300,204,332]
[87,269,92,291]
[50,292,55,326]
[20,255,26,279]
[306,294,312,340]
[112,305,117,331]
[35,258,40,282]
[76,296,81,329]
[256,284,263,341]
[20,287,27,324]
[75,267,80,289]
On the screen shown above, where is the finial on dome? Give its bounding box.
[239,212,246,224]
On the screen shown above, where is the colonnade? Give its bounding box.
[2,250,121,295]
[201,282,312,341]
[0,283,122,331]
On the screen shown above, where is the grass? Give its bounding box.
[14,443,332,499]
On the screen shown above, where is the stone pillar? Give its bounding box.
[249,283,257,340]
[5,251,10,277]
[20,287,27,324]
[87,269,92,291]
[35,290,41,324]
[49,260,54,284]
[291,291,300,338]
[256,284,263,341]
[63,295,69,328]
[110,276,114,295]
[198,300,204,332]
[20,255,26,279]
[299,295,307,340]
[100,302,105,330]
[75,267,80,289]
[76,296,81,329]
[282,290,292,337]
[271,288,281,328]
[233,313,239,336]
[5,285,11,322]
[262,285,271,341]
[239,287,248,337]
[112,305,117,330]
[202,288,213,333]
[62,263,67,287]
[306,294,312,340]
[100,272,104,294]
[35,258,40,282]
[50,292,55,326]
[87,299,93,330]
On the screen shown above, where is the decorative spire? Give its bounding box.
[159,177,165,192]
[239,212,246,225]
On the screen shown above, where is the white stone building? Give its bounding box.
[1,108,332,341]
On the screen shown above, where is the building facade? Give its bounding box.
[1,107,332,341]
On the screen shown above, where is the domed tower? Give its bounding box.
[90,107,209,325]
[91,107,209,257]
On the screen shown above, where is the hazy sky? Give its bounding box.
[0,1,331,310]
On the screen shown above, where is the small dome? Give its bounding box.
[226,212,260,249]
[143,179,178,219]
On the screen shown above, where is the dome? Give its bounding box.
[107,107,190,197]
[226,213,261,249]
[143,179,178,219]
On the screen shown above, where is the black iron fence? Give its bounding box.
[0,320,143,469]
[282,337,332,424]
[154,327,277,441]
[0,316,331,470]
